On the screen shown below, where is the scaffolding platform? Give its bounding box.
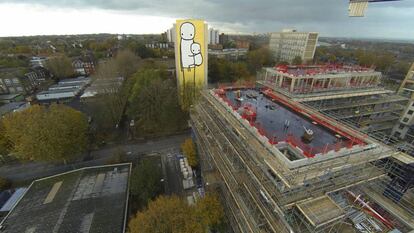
[361,186,414,229]
[296,195,345,228]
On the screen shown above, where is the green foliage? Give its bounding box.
[127,68,188,135]
[292,56,303,65]
[0,121,11,156]
[181,138,197,167]
[130,159,163,206]
[0,177,11,191]
[0,57,28,68]
[129,194,225,233]
[114,50,140,78]
[1,104,88,162]
[247,47,273,72]
[46,55,74,80]
[208,57,252,83]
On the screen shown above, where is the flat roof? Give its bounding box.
[271,64,379,78]
[296,195,345,227]
[222,89,365,158]
[0,102,28,116]
[0,164,131,233]
[0,94,22,100]
[37,87,80,95]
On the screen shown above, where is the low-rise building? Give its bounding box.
[208,48,248,60]
[0,164,131,233]
[36,76,91,102]
[72,55,96,76]
[0,68,51,95]
[0,102,30,117]
[29,56,48,68]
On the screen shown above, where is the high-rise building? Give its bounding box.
[208,28,219,45]
[166,25,176,43]
[269,29,318,64]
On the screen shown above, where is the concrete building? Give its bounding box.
[259,64,407,137]
[208,28,219,45]
[0,164,131,233]
[269,29,318,64]
[166,25,176,43]
[191,86,414,233]
[208,48,248,61]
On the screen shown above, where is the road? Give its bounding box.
[0,133,189,182]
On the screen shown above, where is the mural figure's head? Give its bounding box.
[191,43,201,54]
[180,22,195,40]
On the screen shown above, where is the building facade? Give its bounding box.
[0,68,49,95]
[208,28,219,45]
[269,29,318,64]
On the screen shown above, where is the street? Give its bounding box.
[0,133,189,182]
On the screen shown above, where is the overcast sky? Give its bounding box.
[0,0,413,39]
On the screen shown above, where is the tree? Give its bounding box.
[130,159,163,206]
[46,55,74,80]
[247,47,273,72]
[128,194,224,233]
[127,69,188,135]
[114,50,140,78]
[195,194,225,229]
[181,138,197,167]
[0,121,10,156]
[1,104,88,162]
[0,177,10,191]
[292,56,303,65]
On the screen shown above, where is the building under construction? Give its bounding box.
[190,82,414,232]
[259,65,408,139]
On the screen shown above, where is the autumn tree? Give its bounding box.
[114,50,140,78]
[46,55,74,80]
[1,104,88,162]
[195,194,225,229]
[128,194,224,233]
[130,159,163,206]
[181,138,197,167]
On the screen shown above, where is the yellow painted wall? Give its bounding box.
[175,19,208,97]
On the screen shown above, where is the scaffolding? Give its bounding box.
[190,87,413,233]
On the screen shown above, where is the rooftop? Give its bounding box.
[271,64,379,78]
[0,164,131,233]
[220,88,366,158]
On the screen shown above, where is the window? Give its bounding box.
[403,117,409,123]
[399,124,405,130]
[394,132,401,138]
[408,110,414,115]
[4,79,11,85]
[12,78,19,84]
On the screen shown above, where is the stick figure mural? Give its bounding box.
[174,19,207,104]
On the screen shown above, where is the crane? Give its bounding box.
[349,0,401,17]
